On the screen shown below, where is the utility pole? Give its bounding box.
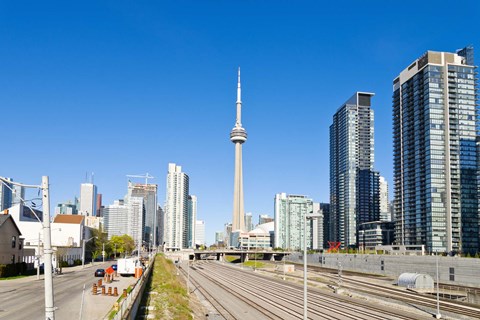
[102,243,105,263]
[37,232,41,280]
[82,239,86,268]
[42,176,55,320]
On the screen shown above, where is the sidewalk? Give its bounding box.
[81,271,139,320]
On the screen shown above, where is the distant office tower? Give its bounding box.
[55,201,78,215]
[245,212,253,231]
[80,183,97,216]
[103,200,129,238]
[258,214,273,225]
[215,231,224,245]
[0,177,13,211]
[157,205,164,248]
[330,92,380,248]
[224,223,232,247]
[125,195,144,249]
[320,203,331,248]
[195,220,205,247]
[379,177,390,222]
[274,193,315,250]
[96,194,102,217]
[230,69,248,232]
[187,195,197,248]
[129,182,157,245]
[393,46,479,254]
[12,184,24,205]
[164,163,189,250]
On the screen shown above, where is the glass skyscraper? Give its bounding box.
[393,47,479,254]
[330,92,380,248]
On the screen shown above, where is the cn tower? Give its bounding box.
[230,68,247,232]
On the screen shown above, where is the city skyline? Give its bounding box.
[1,1,479,244]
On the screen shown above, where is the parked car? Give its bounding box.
[94,269,105,277]
[111,264,117,271]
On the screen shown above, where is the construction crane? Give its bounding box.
[126,173,155,185]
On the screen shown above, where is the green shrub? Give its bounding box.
[74,259,82,265]
[60,261,69,267]
[0,265,6,277]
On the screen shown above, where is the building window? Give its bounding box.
[12,236,16,248]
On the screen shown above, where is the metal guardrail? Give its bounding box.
[108,258,154,320]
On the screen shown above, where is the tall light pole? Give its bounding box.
[435,251,441,319]
[37,232,41,280]
[1,176,55,320]
[304,213,321,320]
[41,176,55,320]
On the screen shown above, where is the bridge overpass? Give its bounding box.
[192,249,292,262]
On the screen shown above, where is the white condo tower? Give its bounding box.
[230,68,247,232]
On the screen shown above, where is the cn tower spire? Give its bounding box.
[236,67,242,127]
[230,68,248,232]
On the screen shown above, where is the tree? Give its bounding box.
[110,234,135,257]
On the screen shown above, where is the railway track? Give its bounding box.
[279,263,480,319]
[187,261,431,319]
[319,272,480,319]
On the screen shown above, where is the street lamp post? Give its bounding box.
[436,251,442,319]
[1,176,55,320]
[37,232,41,280]
[304,213,321,320]
[187,258,190,295]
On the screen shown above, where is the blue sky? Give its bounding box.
[1,1,479,244]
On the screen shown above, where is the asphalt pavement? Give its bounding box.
[0,261,138,320]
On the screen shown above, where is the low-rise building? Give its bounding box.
[0,214,24,265]
[358,221,394,251]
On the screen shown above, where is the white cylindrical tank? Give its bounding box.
[398,273,434,289]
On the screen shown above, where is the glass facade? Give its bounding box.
[330,92,380,248]
[274,193,314,250]
[393,48,479,254]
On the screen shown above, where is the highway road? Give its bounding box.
[186,261,435,320]
[0,262,137,320]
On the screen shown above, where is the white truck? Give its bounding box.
[117,258,139,276]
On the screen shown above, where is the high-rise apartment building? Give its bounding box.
[80,183,97,216]
[320,203,331,248]
[379,176,390,222]
[312,202,324,250]
[102,200,129,238]
[195,220,205,247]
[330,92,380,248]
[393,46,479,254]
[125,195,144,249]
[187,195,197,248]
[274,193,315,250]
[164,163,189,250]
